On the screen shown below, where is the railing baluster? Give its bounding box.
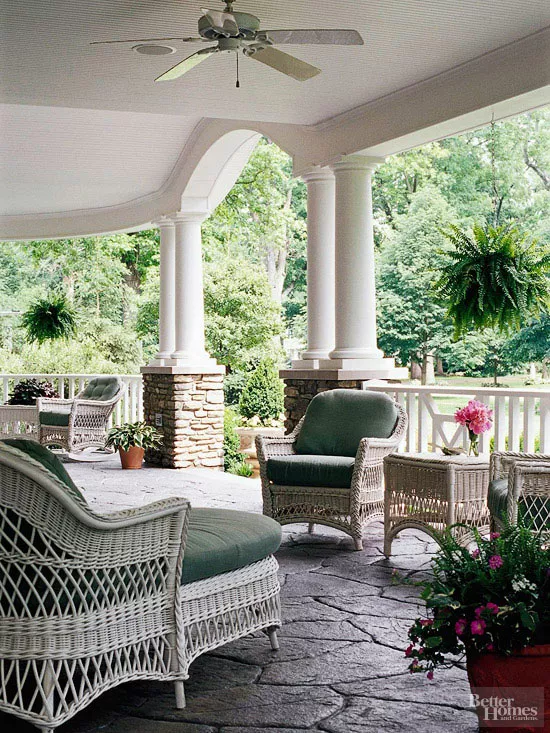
[508,397,521,452]
[494,396,506,451]
[523,396,536,452]
[418,394,429,453]
[540,397,550,453]
[406,392,417,452]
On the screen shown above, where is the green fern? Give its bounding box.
[21,294,78,344]
[436,224,550,338]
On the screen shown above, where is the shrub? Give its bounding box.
[224,371,248,408]
[239,359,284,425]
[223,407,247,473]
[7,378,59,405]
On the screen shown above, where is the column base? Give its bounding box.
[142,366,225,469]
[318,357,408,378]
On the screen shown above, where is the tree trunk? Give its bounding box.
[493,357,499,388]
[436,357,444,376]
[421,353,435,386]
[410,359,422,381]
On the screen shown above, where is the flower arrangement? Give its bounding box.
[405,524,550,679]
[454,399,493,456]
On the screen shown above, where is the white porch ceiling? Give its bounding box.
[1,0,549,238]
[3,0,549,124]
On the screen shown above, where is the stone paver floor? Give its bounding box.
[2,455,479,733]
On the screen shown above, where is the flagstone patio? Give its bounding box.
[1,456,479,733]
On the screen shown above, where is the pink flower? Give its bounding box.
[471,549,480,559]
[474,606,485,618]
[420,619,434,627]
[405,645,413,657]
[490,532,500,540]
[489,555,503,569]
[455,400,493,434]
[471,619,486,635]
[486,602,499,615]
[427,671,434,681]
[486,643,495,652]
[455,618,468,635]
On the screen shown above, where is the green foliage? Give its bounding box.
[377,187,456,369]
[405,524,550,678]
[224,371,248,408]
[204,260,283,372]
[21,293,77,344]
[223,407,249,474]
[436,223,550,338]
[239,359,284,425]
[105,421,162,452]
[7,378,58,405]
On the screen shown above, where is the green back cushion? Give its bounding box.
[1,439,84,502]
[81,377,119,401]
[295,389,399,457]
[487,478,508,522]
[181,508,282,584]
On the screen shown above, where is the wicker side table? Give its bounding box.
[0,405,39,440]
[383,452,490,557]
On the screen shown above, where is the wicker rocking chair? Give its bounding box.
[37,376,125,452]
[257,389,407,550]
[0,439,281,733]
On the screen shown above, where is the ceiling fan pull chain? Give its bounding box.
[236,50,240,88]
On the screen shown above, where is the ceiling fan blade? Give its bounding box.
[155,48,217,81]
[91,37,206,45]
[201,8,239,36]
[246,46,320,81]
[258,29,363,45]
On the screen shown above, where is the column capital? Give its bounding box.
[173,210,210,224]
[153,215,176,229]
[331,154,385,173]
[301,166,335,184]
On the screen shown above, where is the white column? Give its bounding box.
[328,155,384,364]
[171,211,215,366]
[154,216,176,363]
[298,168,335,365]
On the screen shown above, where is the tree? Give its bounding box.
[239,359,284,424]
[377,187,457,383]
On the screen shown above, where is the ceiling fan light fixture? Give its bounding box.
[133,44,176,55]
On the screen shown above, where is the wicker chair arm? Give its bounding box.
[490,451,550,480]
[86,496,191,529]
[36,397,74,411]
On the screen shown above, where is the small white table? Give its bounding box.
[383,452,491,556]
[0,405,39,440]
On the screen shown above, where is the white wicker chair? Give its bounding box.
[257,390,407,550]
[0,442,281,733]
[37,377,125,452]
[489,451,550,538]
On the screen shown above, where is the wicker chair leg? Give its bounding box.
[307,522,315,534]
[353,537,363,551]
[266,626,280,651]
[174,680,186,709]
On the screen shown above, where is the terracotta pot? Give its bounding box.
[467,645,550,732]
[118,445,145,470]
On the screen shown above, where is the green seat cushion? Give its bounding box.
[181,508,282,584]
[80,377,119,401]
[295,389,399,458]
[39,410,70,427]
[267,454,355,488]
[1,438,84,502]
[487,478,508,522]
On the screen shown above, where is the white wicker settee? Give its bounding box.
[37,376,125,452]
[0,440,281,733]
[257,389,407,550]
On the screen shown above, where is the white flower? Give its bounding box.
[511,576,537,593]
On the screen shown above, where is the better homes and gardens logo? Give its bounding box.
[470,688,544,728]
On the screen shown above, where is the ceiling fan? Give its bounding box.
[91,0,363,84]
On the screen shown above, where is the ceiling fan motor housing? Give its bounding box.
[198,11,260,40]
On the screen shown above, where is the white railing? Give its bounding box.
[368,384,550,455]
[0,374,143,425]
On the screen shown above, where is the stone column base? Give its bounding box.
[141,366,224,469]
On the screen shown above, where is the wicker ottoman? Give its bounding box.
[383,452,490,556]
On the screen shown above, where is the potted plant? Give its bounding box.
[404,524,550,729]
[454,399,493,456]
[106,421,162,470]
